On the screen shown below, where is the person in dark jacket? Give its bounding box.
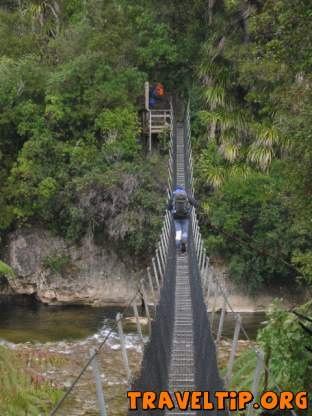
[167,186,198,253]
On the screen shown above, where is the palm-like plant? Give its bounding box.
[198,35,285,189]
[20,0,60,37]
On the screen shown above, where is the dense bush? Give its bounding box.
[0,0,171,257]
[199,165,296,291]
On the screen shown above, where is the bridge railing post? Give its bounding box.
[201,256,208,287]
[206,265,213,301]
[202,257,210,291]
[160,232,167,261]
[199,240,204,270]
[152,257,160,291]
[156,248,163,282]
[147,267,156,307]
[210,279,219,329]
[132,300,144,345]
[140,279,152,335]
[89,349,107,416]
[196,232,201,256]
[158,240,165,272]
[247,349,264,416]
[225,313,242,388]
[164,214,170,248]
[195,222,200,254]
[200,248,207,276]
[216,289,227,344]
[116,313,132,385]
[197,237,202,260]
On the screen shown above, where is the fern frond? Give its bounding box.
[203,86,227,108]
[201,108,247,131]
[247,143,274,170]
[219,142,240,162]
[229,164,253,180]
[253,124,280,147]
[205,166,226,188]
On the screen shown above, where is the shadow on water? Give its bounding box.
[0,296,131,343]
[0,296,266,343]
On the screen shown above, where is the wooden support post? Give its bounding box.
[140,280,151,335]
[90,349,107,416]
[116,313,132,384]
[132,301,144,345]
[216,292,227,344]
[247,350,264,416]
[226,314,242,388]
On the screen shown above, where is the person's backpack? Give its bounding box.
[173,190,189,216]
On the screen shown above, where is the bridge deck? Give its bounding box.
[166,123,196,415]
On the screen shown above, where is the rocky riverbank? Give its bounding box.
[1,331,254,415]
[209,262,306,313]
[0,228,306,312]
[1,325,144,416]
[1,228,140,306]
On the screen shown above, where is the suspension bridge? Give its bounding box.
[49,102,297,416]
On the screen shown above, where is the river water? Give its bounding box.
[0,296,267,415]
[0,296,266,343]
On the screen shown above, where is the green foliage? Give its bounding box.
[0,346,63,415]
[201,167,295,291]
[258,300,312,393]
[42,255,71,274]
[0,0,173,256]
[0,260,14,279]
[228,348,258,391]
[193,0,312,292]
